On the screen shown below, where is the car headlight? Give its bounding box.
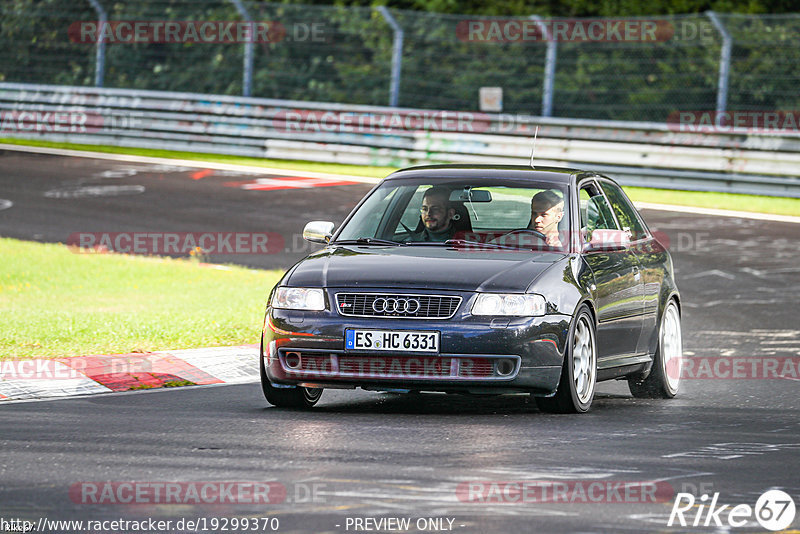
[471,293,546,316]
[271,287,326,311]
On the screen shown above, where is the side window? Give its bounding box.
[579,185,617,241]
[600,182,648,241]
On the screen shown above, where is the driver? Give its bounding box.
[410,186,456,242]
[529,190,564,247]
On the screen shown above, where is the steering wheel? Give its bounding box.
[394,220,415,242]
[488,229,547,246]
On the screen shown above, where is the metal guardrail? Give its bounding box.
[1,82,799,198]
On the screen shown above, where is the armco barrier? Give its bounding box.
[1,82,799,197]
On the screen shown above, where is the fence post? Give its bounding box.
[230,0,254,97]
[530,15,557,117]
[377,6,404,107]
[706,11,732,127]
[86,0,107,87]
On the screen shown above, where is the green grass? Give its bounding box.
[130,379,196,389]
[2,137,798,216]
[623,187,799,216]
[0,238,283,360]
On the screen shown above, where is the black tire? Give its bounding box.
[259,343,322,408]
[629,300,682,399]
[535,305,597,413]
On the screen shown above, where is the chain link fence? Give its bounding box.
[1,0,799,122]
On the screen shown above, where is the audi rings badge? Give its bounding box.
[372,297,421,315]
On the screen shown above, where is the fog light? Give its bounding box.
[496,359,515,377]
[285,352,302,369]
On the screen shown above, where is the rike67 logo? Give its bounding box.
[668,490,796,531]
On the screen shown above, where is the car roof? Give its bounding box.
[383,164,589,185]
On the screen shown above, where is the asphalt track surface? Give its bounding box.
[1,149,799,533]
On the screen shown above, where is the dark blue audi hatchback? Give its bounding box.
[260,165,682,413]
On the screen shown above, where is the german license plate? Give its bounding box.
[345,329,440,353]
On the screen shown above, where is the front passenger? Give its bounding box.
[528,190,565,247]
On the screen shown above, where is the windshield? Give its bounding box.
[334,179,570,251]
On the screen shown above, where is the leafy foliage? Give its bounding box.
[1,0,798,121]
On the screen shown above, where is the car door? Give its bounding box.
[579,180,645,365]
[599,180,662,356]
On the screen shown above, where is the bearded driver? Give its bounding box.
[410,186,456,242]
[528,190,564,247]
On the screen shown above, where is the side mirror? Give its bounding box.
[583,229,630,252]
[303,221,335,244]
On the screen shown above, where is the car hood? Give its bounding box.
[285,245,567,292]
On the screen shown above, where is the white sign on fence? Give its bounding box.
[479,87,503,112]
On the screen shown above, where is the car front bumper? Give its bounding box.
[263,299,571,396]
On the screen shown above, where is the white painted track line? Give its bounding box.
[634,202,800,224]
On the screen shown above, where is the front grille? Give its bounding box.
[295,355,332,373]
[277,350,520,381]
[335,293,461,319]
[339,356,452,377]
[459,358,494,378]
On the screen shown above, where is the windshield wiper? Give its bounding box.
[408,239,509,250]
[333,238,404,246]
[446,239,510,249]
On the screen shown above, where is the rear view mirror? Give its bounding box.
[450,188,492,202]
[583,229,630,252]
[303,221,335,244]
